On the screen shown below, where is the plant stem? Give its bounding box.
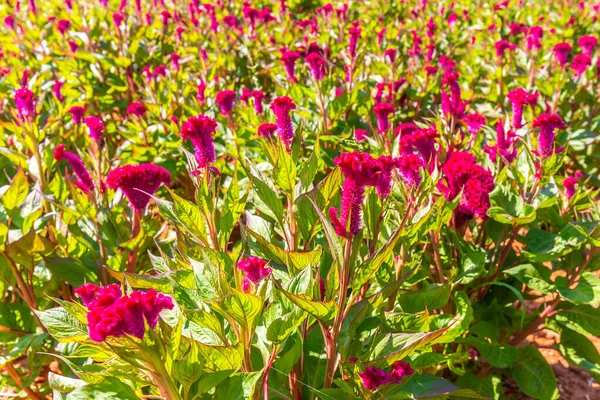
[5,362,43,400]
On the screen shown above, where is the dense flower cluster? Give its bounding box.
[180,115,218,168]
[532,113,565,158]
[506,88,538,129]
[84,116,105,140]
[358,361,414,391]
[237,256,271,292]
[106,164,171,212]
[14,88,35,120]
[563,172,584,199]
[484,122,518,163]
[270,96,296,150]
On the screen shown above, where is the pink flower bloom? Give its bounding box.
[553,42,572,67]
[507,88,538,129]
[215,90,236,115]
[53,80,64,102]
[355,129,367,142]
[358,366,396,390]
[84,116,104,140]
[563,171,583,199]
[68,106,86,124]
[197,79,206,103]
[578,35,598,57]
[570,54,592,76]
[240,88,253,103]
[106,164,171,212]
[532,113,565,158]
[377,28,386,46]
[176,26,185,40]
[258,123,277,138]
[373,102,395,133]
[251,90,266,114]
[127,102,146,117]
[397,153,424,187]
[152,65,167,78]
[15,88,35,121]
[463,113,486,136]
[112,13,124,28]
[54,144,95,193]
[160,10,172,25]
[169,53,181,71]
[495,40,517,57]
[384,48,397,64]
[527,25,543,50]
[394,123,418,138]
[280,51,300,82]
[439,56,456,71]
[306,53,326,81]
[56,19,70,35]
[509,23,526,36]
[484,121,518,163]
[424,65,438,76]
[181,115,218,168]
[4,15,15,30]
[426,17,436,37]
[238,256,271,292]
[349,26,361,59]
[441,72,465,119]
[390,361,414,381]
[223,15,238,29]
[399,126,439,163]
[68,40,78,52]
[270,96,296,150]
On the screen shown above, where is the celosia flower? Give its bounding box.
[4,15,15,30]
[349,26,361,59]
[112,13,124,28]
[358,366,395,390]
[269,96,296,150]
[68,106,86,124]
[84,116,104,140]
[484,121,518,163]
[394,123,418,138]
[56,19,70,35]
[54,144,95,193]
[373,102,395,133]
[251,90,266,114]
[240,88,252,103]
[238,256,271,292]
[169,53,181,71]
[424,65,438,76]
[384,48,397,64]
[509,23,526,36]
[570,54,591,76]
[197,79,206,103]
[223,15,238,29]
[355,129,367,142]
[215,90,236,115]
[390,360,414,381]
[181,115,218,168]
[160,10,172,25]
[280,51,300,82]
[258,123,277,138]
[495,40,517,57]
[14,88,35,121]
[409,30,422,56]
[68,40,78,52]
[399,126,439,163]
[439,56,456,71]
[306,53,326,81]
[441,72,465,119]
[397,153,424,187]
[506,88,538,129]
[176,26,185,40]
[53,80,64,102]
[527,25,543,50]
[532,113,565,158]
[426,17,436,37]
[152,65,167,78]
[578,35,598,57]
[106,164,171,212]
[374,82,387,104]
[563,171,583,199]
[127,102,146,118]
[463,113,486,136]
[553,42,572,67]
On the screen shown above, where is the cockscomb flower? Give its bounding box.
[112,13,124,29]
[197,79,206,103]
[553,42,572,67]
[251,90,266,114]
[578,35,598,57]
[56,19,70,35]
[54,144,95,193]
[384,48,397,64]
[397,153,424,188]
[215,90,236,115]
[463,113,486,136]
[439,56,456,71]
[270,96,296,150]
[506,88,538,129]
[484,121,518,163]
[373,102,395,133]
[223,15,238,29]
[424,65,438,76]
[532,113,565,158]
[75,284,173,342]
[280,51,300,82]
[240,88,253,103]
[374,82,387,104]
[570,54,591,76]
[495,40,517,57]
[306,52,326,81]
[238,256,271,292]
[160,10,172,25]
[359,366,395,390]
[399,126,439,163]
[106,164,171,212]
[14,88,35,121]
[509,22,527,36]
[355,129,367,142]
[4,15,15,30]
[53,80,64,102]
[527,25,544,50]
[152,65,167,78]
[169,53,181,71]
[394,123,418,138]
[563,171,583,199]
[127,102,146,118]
[258,123,277,138]
[391,360,414,381]
[441,72,465,119]
[84,116,104,140]
[68,40,78,52]
[349,26,361,59]
[68,106,86,124]
[181,115,218,168]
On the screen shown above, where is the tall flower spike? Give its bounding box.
[269,96,296,150]
[306,53,326,81]
[106,164,171,212]
[53,80,64,102]
[506,88,538,129]
[441,72,464,119]
[280,51,300,82]
[84,116,104,140]
[181,115,218,168]
[484,121,518,163]
[563,171,583,199]
[397,153,425,188]
[14,88,35,121]
[399,126,439,164]
[348,26,361,59]
[553,42,572,67]
[257,123,277,138]
[373,102,395,133]
[54,145,95,193]
[215,90,236,115]
[532,113,565,158]
[251,90,266,114]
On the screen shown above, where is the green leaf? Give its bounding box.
[487,184,535,225]
[273,143,297,196]
[555,305,600,336]
[194,370,235,394]
[196,342,244,372]
[353,225,402,291]
[512,346,559,400]
[247,170,284,225]
[455,373,503,399]
[35,308,89,343]
[214,289,263,331]
[504,264,556,295]
[458,337,518,368]
[558,327,600,381]
[435,291,473,344]
[2,168,28,213]
[388,374,487,399]
[273,279,337,323]
[397,284,451,313]
[267,309,307,343]
[556,272,600,307]
[65,378,138,400]
[48,372,86,393]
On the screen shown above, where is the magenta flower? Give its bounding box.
[68,106,86,124]
[215,90,236,115]
[197,79,206,103]
[578,35,598,57]
[506,88,538,129]
[160,10,172,25]
[441,72,465,119]
[240,88,252,103]
[374,82,387,104]
[394,123,418,138]
[53,80,64,102]
[439,56,456,71]
[54,144,95,193]
[112,13,124,29]
[397,153,425,187]
[553,42,572,67]
[358,367,396,391]
[570,54,592,76]
[306,53,326,81]
[270,96,296,150]
[223,15,238,29]
[258,123,277,138]
[14,88,35,121]
[426,17,436,37]
[509,23,526,36]
[152,65,167,79]
[390,360,414,381]
[4,15,15,30]
[56,19,70,35]
[495,40,517,57]
[463,113,486,136]
[532,113,565,158]
[84,116,104,140]
[424,65,438,76]
[251,90,266,114]
[399,126,439,163]
[563,172,583,199]
[127,102,146,118]
[527,26,543,50]
[484,121,518,163]
[181,115,218,168]
[355,129,367,142]
[169,53,181,71]
[107,164,171,212]
[384,48,397,64]
[280,51,300,82]
[68,40,78,52]
[349,26,361,59]
[238,256,271,292]
[373,102,395,133]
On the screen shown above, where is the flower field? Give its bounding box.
[1,0,600,398]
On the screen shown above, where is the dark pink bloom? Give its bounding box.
[409,30,422,56]
[484,122,518,163]
[54,144,95,193]
[238,256,271,292]
[384,48,397,64]
[439,56,456,71]
[399,126,439,163]
[563,171,583,199]
[84,116,104,140]
[355,129,367,142]
[280,51,300,82]
[306,53,326,81]
[447,13,457,26]
[270,96,296,150]
[68,106,86,124]
[181,115,218,168]
[570,54,592,76]
[169,53,181,71]
[240,88,253,103]
[509,23,526,36]
[394,123,418,138]
[215,90,236,115]
[106,164,171,211]
[532,113,565,158]
[15,88,35,121]
[426,17,436,37]
[377,28,386,46]
[358,366,396,390]
[390,361,414,381]
[68,40,78,52]
[553,42,572,67]
[127,102,146,117]
[527,26,543,50]
[258,123,277,138]
[507,88,538,129]
[424,65,438,76]
[349,26,361,59]
[441,72,465,119]
[223,15,238,29]
[175,26,185,40]
[4,15,15,30]
[463,113,486,136]
[152,65,167,78]
[197,79,206,103]
[160,10,172,25]
[251,90,266,114]
[53,80,64,102]
[373,102,395,133]
[495,40,517,57]
[374,82,386,104]
[397,153,424,187]
[578,35,598,57]
[57,19,70,35]
[112,13,124,28]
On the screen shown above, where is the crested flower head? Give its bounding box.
[68,40,78,52]
[463,113,486,136]
[215,90,236,115]
[532,113,565,158]
[507,88,538,129]
[113,13,124,28]
[527,25,544,50]
[348,26,361,58]
[197,79,206,103]
[57,19,70,35]
[563,171,583,199]
[553,42,572,67]
[484,121,518,163]
[394,123,419,138]
[578,35,598,56]
[106,164,171,212]
[441,72,464,119]
[181,115,218,168]
[280,51,300,82]
[14,88,35,121]
[399,126,439,163]
[495,40,516,57]
[127,101,146,118]
[384,48,397,64]
[238,256,271,292]
[355,129,367,142]
[68,106,86,124]
[358,367,396,391]
[397,153,425,188]
[53,80,64,102]
[570,54,591,76]
[306,52,326,81]
[373,102,395,132]
[269,96,296,150]
[84,116,104,140]
[54,144,95,193]
[390,360,414,381]
[258,123,277,138]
